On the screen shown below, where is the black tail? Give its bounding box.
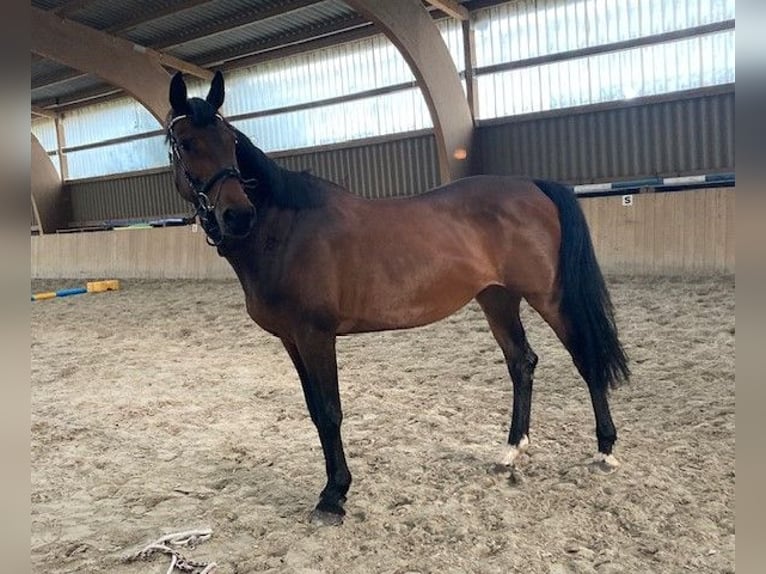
[533,179,630,391]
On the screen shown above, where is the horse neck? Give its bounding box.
[234,129,345,209]
[239,146,286,208]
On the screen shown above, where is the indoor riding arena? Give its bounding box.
[31,1,735,573]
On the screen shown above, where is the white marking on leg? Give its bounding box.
[497,434,529,466]
[592,452,620,469]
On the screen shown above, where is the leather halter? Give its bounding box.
[167,114,244,246]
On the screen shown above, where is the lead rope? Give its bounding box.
[123,528,218,573]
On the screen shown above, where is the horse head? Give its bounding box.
[167,71,255,245]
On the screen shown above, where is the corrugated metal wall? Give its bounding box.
[65,133,440,225]
[273,133,440,199]
[232,88,433,153]
[63,90,733,226]
[67,169,187,225]
[477,88,734,182]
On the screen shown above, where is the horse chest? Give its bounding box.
[228,248,302,336]
[241,275,312,338]
[243,293,287,337]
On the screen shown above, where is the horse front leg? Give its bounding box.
[283,333,351,525]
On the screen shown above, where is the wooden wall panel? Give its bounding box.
[32,188,734,279]
[31,227,234,280]
[579,187,734,275]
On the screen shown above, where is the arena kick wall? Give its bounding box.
[31,187,734,279]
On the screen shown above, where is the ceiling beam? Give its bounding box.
[131,43,214,80]
[31,6,172,122]
[53,0,101,18]
[105,0,217,34]
[33,84,123,111]
[33,10,212,83]
[32,51,211,94]
[153,0,321,51]
[34,18,374,109]
[33,13,372,105]
[33,0,489,114]
[32,68,89,91]
[31,106,57,119]
[460,0,510,11]
[217,22,376,71]
[33,0,316,93]
[201,14,371,68]
[423,0,469,20]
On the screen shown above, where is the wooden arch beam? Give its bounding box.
[31,134,69,234]
[344,0,474,182]
[30,6,201,123]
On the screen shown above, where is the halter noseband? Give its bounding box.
[167,113,245,247]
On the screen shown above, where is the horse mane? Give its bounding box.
[165,97,331,210]
[233,127,330,210]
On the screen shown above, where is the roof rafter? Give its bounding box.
[218,22,377,72]
[34,84,123,111]
[153,0,322,51]
[31,105,57,119]
[52,0,101,18]
[32,8,213,82]
[201,13,371,68]
[32,68,88,91]
[105,0,218,35]
[423,0,469,20]
[132,43,214,80]
[32,6,173,122]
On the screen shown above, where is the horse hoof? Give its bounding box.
[589,453,620,475]
[310,508,344,526]
[489,462,511,475]
[495,436,529,469]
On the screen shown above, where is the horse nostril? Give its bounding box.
[223,207,254,236]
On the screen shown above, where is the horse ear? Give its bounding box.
[169,71,189,114]
[206,71,225,111]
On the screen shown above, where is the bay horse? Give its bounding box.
[166,71,630,525]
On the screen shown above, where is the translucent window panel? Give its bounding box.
[31,118,62,176]
[436,18,466,73]
[62,97,162,148]
[52,21,466,178]
[224,23,465,118]
[477,29,735,119]
[474,0,735,67]
[66,135,168,180]
[32,118,57,152]
[224,36,415,116]
[232,88,432,153]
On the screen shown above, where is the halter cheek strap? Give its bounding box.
[167,114,244,247]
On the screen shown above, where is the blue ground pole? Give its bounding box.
[55,287,88,297]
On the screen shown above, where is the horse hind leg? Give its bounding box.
[524,291,620,474]
[476,287,538,470]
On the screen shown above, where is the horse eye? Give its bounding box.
[180,139,193,152]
